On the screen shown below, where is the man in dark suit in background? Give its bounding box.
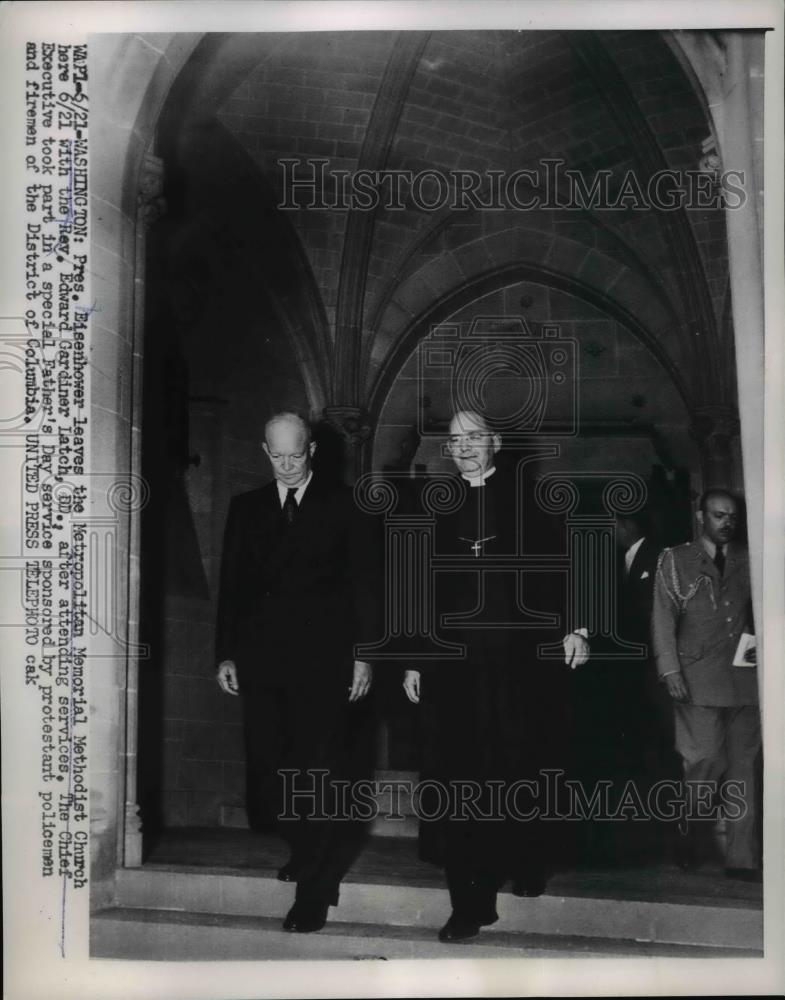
[616,510,660,651]
[216,412,379,932]
[615,510,671,774]
[608,509,682,860]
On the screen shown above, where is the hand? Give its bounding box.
[349,660,372,701]
[563,632,589,670]
[664,672,690,702]
[217,659,239,695]
[403,669,421,704]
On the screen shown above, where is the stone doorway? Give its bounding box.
[88,27,765,907]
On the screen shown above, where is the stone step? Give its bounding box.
[111,866,762,952]
[221,805,418,838]
[91,905,761,961]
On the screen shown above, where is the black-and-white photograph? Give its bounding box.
[3,2,784,997]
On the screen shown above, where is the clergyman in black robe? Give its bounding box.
[403,410,589,943]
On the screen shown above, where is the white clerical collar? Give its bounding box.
[275,470,313,507]
[461,465,497,488]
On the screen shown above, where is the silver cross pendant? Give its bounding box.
[458,535,496,558]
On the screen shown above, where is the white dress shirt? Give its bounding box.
[275,470,313,508]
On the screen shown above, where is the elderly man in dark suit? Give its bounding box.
[403,410,589,943]
[216,412,379,932]
[652,488,760,880]
[600,509,680,860]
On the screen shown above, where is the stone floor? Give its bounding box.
[143,826,762,908]
[92,906,763,961]
[92,827,763,960]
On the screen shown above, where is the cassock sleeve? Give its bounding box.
[521,473,570,642]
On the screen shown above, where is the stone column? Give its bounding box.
[720,35,765,679]
[88,31,203,909]
[321,405,373,483]
[672,30,765,689]
[122,153,166,868]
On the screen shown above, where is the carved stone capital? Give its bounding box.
[691,405,740,454]
[137,153,166,226]
[322,405,373,448]
[691,406,740,488]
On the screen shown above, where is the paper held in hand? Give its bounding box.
[733,632,756,667]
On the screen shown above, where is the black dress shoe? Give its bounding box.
[438,915,481,943]
[511,875,547,898]
[277,860,300,883]
[725,867,762,883]
[282,901,329,933]
[438,909,497,943]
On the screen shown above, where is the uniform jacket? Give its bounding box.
[651,540,757,707]
[215,475,380,687]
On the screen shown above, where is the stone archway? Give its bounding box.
[89,27,767,911]
[90,32,204,903]
[366,258,694,434]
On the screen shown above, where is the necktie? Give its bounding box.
[282,487,298,525]
[713,546,725,576]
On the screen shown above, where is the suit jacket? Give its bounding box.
[619,536,661,650]
[651,540,757,707]
[215,475,380,687]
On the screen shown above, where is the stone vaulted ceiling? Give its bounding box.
[164,29,734,422]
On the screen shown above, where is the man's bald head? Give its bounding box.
[263,412,315,487]
[264,412,312,447]
[446,410,501,479]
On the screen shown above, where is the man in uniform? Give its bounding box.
[403,410,589,942]
[651,488,760,880]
